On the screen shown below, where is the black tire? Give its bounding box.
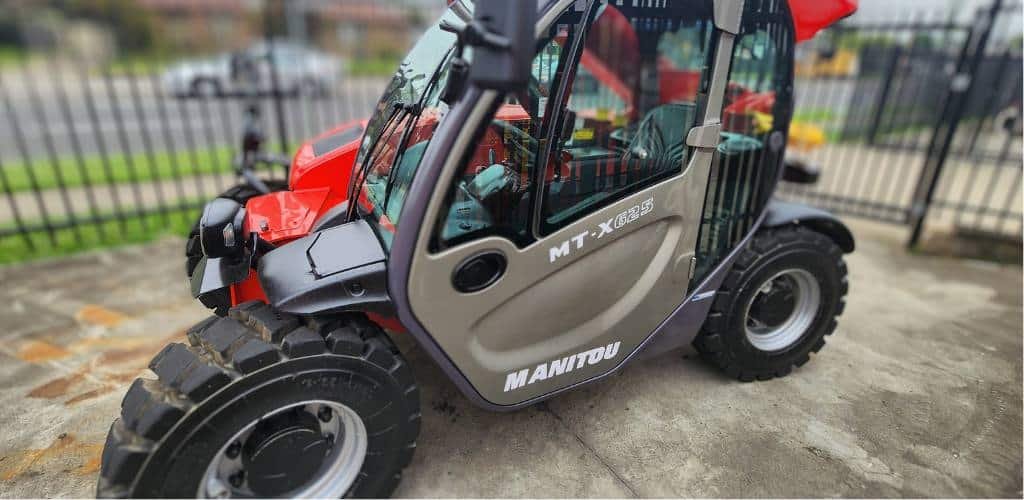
[97,302,420,498]
[694,226,848,381]
[186,182,287,315]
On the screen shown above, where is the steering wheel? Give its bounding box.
[490,119,537,154]
[625,114,667,163]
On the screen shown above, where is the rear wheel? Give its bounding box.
[186,182,287,315]
[695,226,848,381]
[97,302,420,498]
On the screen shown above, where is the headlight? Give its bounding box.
[199,198,246,259]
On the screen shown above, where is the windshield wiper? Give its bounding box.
[380,51,452,215]
[345,100,414,222]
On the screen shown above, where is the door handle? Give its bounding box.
[452,252,507,293]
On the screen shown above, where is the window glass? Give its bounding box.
[691,1,794,287]
[540,3,715,233]
[433,20,578,250]
[354,11,459,250]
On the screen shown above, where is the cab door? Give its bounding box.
[403,0,742,406]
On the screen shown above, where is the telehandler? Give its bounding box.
[99,0,858,497]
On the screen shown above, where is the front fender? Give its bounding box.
[190,255,251,309]
[258,219,392,316]
[763,199,855,253]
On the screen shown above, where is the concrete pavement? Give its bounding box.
[0,218,1020,497]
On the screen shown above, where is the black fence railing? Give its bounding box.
[780,0,1023,246]
[0,1,1020,263]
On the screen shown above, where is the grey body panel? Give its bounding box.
[259,220,393,315]
[393,0,745,408]
[409,166,710,405]
[385,0,814,411]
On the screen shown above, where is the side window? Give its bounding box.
[692,0,794,286]
[433,21,578,250]
[540,3,716,234]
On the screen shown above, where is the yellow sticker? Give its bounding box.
[752,111,774,134]
[596,108,610,121]
[573,128,595,141]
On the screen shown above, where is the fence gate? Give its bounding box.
[780,0,1023,247]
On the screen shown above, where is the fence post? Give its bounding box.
[264,0,290,152]
[906,0,1003,248]
[866,46,902,146]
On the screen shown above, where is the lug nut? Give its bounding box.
[228,471,245,488]
[318,406,333,422]
[225,441,241,459]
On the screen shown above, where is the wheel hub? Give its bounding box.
[743,269,822,352]
[243,410,331,497]
[748,277,798,328]
[200,401,368,498]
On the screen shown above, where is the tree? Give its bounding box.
[57,0,160,54]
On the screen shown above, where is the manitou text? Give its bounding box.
[503,341,623,392]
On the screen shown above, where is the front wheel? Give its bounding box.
[97,302,420,498]
[694,226,848,381]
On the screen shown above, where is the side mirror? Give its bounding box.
[782,159,821,185]
[466,0,536,91]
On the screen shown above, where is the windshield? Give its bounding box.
[354,11,460,250]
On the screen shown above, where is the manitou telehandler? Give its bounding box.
[99,0,858,497]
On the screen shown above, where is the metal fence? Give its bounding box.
[0,0,1021,262]
[0,0,427,260]
[780,0,1023,246]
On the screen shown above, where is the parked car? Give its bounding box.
[161,41,346,98]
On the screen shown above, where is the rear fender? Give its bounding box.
[763,199,855,253]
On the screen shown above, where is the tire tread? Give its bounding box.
[694,226,849,382]
[98,303,419,498]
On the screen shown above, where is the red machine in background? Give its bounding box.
[791,0,858,42]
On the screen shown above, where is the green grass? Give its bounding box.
[0,46,19,65]
[0,206,198,266]
[0,45,34,69]
[793,107,838,124]
[348,56,400,77]
[0,146,234,193]
[104,55,171,76]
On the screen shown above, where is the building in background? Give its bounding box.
[138,0,257,52]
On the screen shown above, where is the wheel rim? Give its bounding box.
[199,400,367,498]
[743,269,822,352]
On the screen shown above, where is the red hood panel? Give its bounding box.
[244,188,331,243]
[289,119,366,196]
